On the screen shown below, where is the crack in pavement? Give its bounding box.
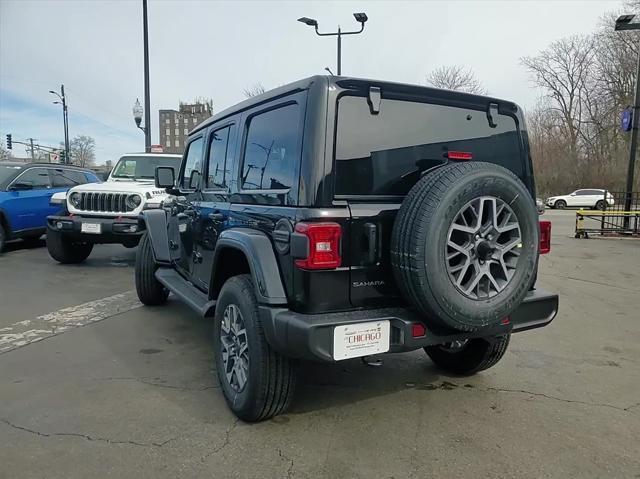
[95,376,219,392]
[199,418,240,463]
[1,418,175,448]
[278,449,295,479]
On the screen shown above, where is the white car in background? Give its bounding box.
[546,189,614,210]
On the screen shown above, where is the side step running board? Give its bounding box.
[155,268,216,317]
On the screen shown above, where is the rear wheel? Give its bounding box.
[46,229,93,264]
[135,232,169,305]
[554,200,566,210]
[425,335,510,375]
[595,200,606,210]
[213,274,296,422]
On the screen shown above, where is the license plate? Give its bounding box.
[333,320,390,360]
[81,222,101,234]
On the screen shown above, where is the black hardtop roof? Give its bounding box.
[193,75,519,135]
[0,162,94,171]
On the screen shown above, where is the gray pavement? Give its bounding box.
[1,211,639,478]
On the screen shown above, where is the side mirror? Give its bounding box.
[9,181,33,191]
[155,166,175,189]
[570,193,576,196]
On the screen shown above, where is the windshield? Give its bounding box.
[110,155,181,180]
[0,164,23,184]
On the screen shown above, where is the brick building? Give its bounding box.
[159,101,213,154]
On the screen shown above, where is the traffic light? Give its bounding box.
[59,150,66,164]
[5,134,11,150]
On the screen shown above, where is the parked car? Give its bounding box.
[135,76,558,421]
[46,153,182,263]
[0,162,99,252]
[546,189,614,210]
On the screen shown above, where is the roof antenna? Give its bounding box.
[324,67,335,76]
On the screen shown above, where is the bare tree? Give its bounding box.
[426,65,487,95]
[70,135,96,167]
[243,83,267,98]
[0,142,12,161]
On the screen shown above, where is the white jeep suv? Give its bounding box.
[46,153,181,263]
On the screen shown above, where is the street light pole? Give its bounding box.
[298,13,368,76]
[142,0,151,153]
[615,15,640,220]
[49,84,70,164]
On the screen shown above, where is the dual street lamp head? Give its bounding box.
[297,12,368,28]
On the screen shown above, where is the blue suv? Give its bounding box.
[0,162,100,251]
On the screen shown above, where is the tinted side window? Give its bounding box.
[15,168,51,188]
[241,103,300,191]
[335,96,522,196]
[181,137,204,189]
[51,169,86,187]
[576,190,590,196]
[206,126,233,189]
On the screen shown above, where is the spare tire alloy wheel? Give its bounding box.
[446,196,522,300]
[220,304,250,393]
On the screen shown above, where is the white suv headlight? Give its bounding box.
[126,194,142,210]
[69,192,82,207]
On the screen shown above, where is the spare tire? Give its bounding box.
[391,161,539,332]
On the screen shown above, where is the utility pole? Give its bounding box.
[28,138,36,160]
[49,85,70,164]
[142,0,151,153]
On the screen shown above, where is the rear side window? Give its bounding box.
[51,169,87,187]
[335,96,522,196]
[14,167,51,189]
[241,103,300,191]
[181,137,204,189]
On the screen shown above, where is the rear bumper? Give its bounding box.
[47,214,144,244]
[261,288,558,362]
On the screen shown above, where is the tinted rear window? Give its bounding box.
[335,96,522,196]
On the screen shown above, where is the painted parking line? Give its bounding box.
[0,291,142,354]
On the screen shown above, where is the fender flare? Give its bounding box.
[140,209,172,264]
[213,228,287,305]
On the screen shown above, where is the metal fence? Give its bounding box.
[575,191,640,238]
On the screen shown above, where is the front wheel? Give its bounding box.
[425,335,510,375]
[46,229,93,264]
[0,223,6,253]
[213,274,296,422]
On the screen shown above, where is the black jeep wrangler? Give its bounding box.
[135,76,558,422]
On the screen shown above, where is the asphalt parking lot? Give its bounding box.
[1,210,639,479]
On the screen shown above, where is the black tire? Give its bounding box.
[0,222,6,253]
[391,162,539,332]
[595,200,605,210]
[46,228,93,264]
[135,232,169,306]
[122,238,141,249]
[425,334,510,375]
[213,274,296,422]
[554,200,566,210]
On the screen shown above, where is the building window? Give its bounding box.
[184,128,188,135]
[165,118,170,124]
[166,139,170,147]
[174,128,179,135]
[165,128,170,136]
[175,139,180,147]
[184,118,188,124]
[193,118,197,123]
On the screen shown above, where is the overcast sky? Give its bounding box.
[0,0,627,164]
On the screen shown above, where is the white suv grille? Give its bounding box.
[76,192,136,213]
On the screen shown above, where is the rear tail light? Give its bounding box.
[294,222,342,270]
[445,151,473,161]
[539,220,551,254]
